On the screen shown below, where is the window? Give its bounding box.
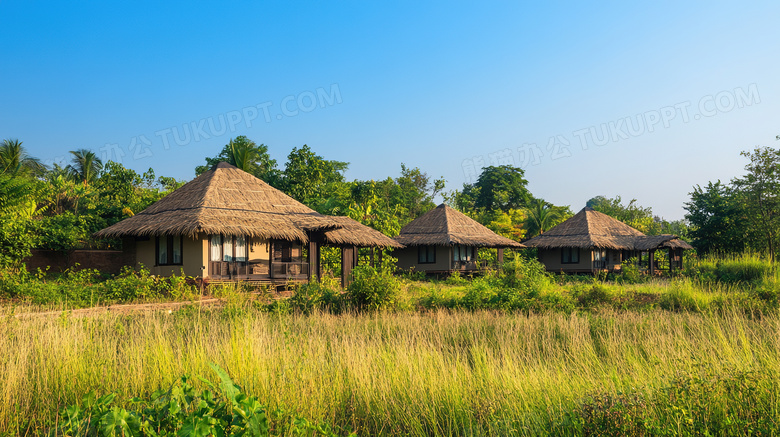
[210,235,221,261]
[156,235,182,266]
[418,246,436,264]
[210,235,250,262]
[453,245,474,262]
[235,236,247,262]
[561,247,579,264]
[271,240,304,263]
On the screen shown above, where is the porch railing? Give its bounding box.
[452,260,479,271]
[270,262,309,279]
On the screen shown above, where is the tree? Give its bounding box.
[731,146,780,262]
[388,164,445,220]
[463,165,530,212]
[66,149,103,186]
[195,136,279,184]
[586,195,655,234]
[0,174,39,269]
[281,145,348,205]
[523,198,571,238]
[684,181,746,254]
[0,138,46,177]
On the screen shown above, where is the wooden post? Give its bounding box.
[497,248,504,266]
[668,248,673,273]
[341,246,353,288]
[308,240,318,281]
[269,241,274,280]
[352,246,359,269]
[649,250,655,276]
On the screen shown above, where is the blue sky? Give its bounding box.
[2,1,778,220]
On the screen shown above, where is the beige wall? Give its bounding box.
[135,234,207,277]
[395,245,452,272]
[248,237,270,263]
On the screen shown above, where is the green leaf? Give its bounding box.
[209,363,241,405]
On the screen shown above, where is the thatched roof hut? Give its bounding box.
[522,207,692,251]
[95,162,401,248]
[393,204,524,248]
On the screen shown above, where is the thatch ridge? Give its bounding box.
[323,216,404,248]
[94,162,401,247]
[523,207,692,251]
[393,204,524,248]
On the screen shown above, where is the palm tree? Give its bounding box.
[229,137,260,172]
[0,138,46,177]
[524,199,563,238]
[66,149,103,186]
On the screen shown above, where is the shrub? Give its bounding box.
[573,283,617,308]
[615,257,643,284]
[686,253,772,287]
[753,273,779,308]
[56,363,353,437]
[345,265,401,311]
[500,257,552,292]
[460,276,498,310]
[445,269,468,285]
[290,277,341,315]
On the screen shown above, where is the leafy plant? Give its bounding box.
[56,363,354,436]
[345,265,401,311]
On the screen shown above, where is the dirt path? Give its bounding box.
[11,298,228,319]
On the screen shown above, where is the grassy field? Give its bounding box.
[2,305,778,435]
[1,253,778,435]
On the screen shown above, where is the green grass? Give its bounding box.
[2,254,779,435]
[1,306,778,435]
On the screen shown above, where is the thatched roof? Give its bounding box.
[94,162,402,248]
[323,216,404,248]
[393,204,524,248]
[522,207,692,251]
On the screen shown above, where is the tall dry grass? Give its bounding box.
[1,305,778,435]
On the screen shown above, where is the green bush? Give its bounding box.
[0,265,198,307]
[499,256,552,292]
[614,257,643,284]
[573,283,618,308]
[290,275,342,314]
[460,277,498,310]
[444,269,468,285]
[753,273,779,308]
[56,363,353,437]
[345,265,401,311]
[686,253,772,287]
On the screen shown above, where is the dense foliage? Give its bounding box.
[57,363,351,437]
[685,145,780,260]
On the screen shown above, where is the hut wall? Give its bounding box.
[394,246,452,272]
[248,237,270,263]
[538,248,592,272]
[135,235,206,277]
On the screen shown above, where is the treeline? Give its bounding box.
[685,145,780,261]
[0,141,182,268]
[2,134,778,271]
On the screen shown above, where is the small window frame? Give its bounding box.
[417,246,436,264]
[561,247,580,264]
[155,235,183,266]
